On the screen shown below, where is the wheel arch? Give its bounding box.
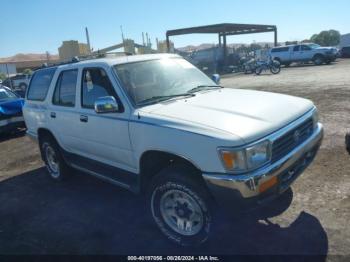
[37,128,60,158]
[139,150,205,193]
[313,53,325,59]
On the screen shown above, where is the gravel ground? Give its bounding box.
[0,59,349,258]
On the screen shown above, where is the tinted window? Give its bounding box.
[301,45,311,51]
[271,47,289,53]
[81,68,115,108]
[27,68,56,101]
[293,45,300,52]
[53,70,78,107]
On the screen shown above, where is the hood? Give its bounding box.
[315,46,335,51]
[0,98,25,115]
[142,88,314,143]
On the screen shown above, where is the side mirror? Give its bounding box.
[211,74,220,85]
[94,96,119,114]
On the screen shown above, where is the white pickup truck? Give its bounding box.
[270,43,337,66]
[23,54,323,246]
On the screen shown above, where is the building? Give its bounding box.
[0,63,17,76]
[58,40,90,61]
[157,40,174,53]
[340,33,350,48]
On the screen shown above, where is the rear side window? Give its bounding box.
[81,68,116,109]
[271,47,289,53]
[301,45,311,51]
[53,70,78,107]
[27,67,56,101]
[293,45,300,52]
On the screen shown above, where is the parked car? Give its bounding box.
[340,46,350,58]
[270,43,337,66]
[23,54,323,246]
[0,85,25,134]
[3,74,31,90]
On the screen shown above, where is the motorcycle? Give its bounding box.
[255,57,281,75]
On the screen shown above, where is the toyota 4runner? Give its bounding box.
[23,54,323,246]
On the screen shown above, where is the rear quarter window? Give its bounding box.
[27,67,57,101]
[271,47,289,53]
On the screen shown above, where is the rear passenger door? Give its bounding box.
[75,67,134,173]
[48,69,80,152]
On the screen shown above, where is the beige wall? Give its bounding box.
[58,40,90,61]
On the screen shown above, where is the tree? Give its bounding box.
[0,73,6,81]
[310,30,340,46]
[23,68,33,75]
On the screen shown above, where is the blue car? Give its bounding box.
[0,86,26,134]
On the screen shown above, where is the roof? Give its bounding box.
[40,54,180,71]
[166,23,277,37]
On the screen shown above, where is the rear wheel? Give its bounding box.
[149,165,214,246]
[19,83,27,90]
[270,61,281,74]
[346,133,350,155]
[40,136,71,180]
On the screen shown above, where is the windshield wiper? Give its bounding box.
[188,85,223,94]
[137,93,195,106]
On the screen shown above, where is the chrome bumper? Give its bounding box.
[203,123,323,209]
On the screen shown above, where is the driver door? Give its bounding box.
[74,66,136,173]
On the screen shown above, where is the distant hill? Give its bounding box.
[0,53,59,62]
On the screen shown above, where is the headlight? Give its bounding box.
[218,140,271,173]
[245,140,270,169]
[312,108,319,130]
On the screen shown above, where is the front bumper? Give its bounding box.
[0,116,25,133]
[203,123,323,211]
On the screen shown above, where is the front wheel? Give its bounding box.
[149,165,213,246]
[270,63,281,74]
[313,55,324,66]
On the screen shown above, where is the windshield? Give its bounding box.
[309,44,320,49]
[113,58,217,106]
[0,88,17,101]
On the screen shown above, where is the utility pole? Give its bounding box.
[120,25,125,42]
[5,63,13,89]
[46,51,50,63]
[85,27,91,53]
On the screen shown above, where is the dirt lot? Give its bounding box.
[0,60,349,257]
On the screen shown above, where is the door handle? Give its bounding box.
[80,115,88,123]
[50,112,56,118]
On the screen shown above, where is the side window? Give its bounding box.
[27,67,56,101]
[81,68,116,109]
[301,45,311,51]
[293,45,300,52]
[52,70,78,107]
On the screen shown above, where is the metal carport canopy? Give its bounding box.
[166,23,278,55]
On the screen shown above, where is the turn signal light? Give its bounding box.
[259,176,278,193]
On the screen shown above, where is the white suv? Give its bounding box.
[24,54,323,246]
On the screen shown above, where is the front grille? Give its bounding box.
[271,118,314,163]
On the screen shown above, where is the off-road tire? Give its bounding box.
[149,165,214,246]
[313,55,324,66]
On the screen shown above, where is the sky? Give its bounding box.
[0,0,349,57]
